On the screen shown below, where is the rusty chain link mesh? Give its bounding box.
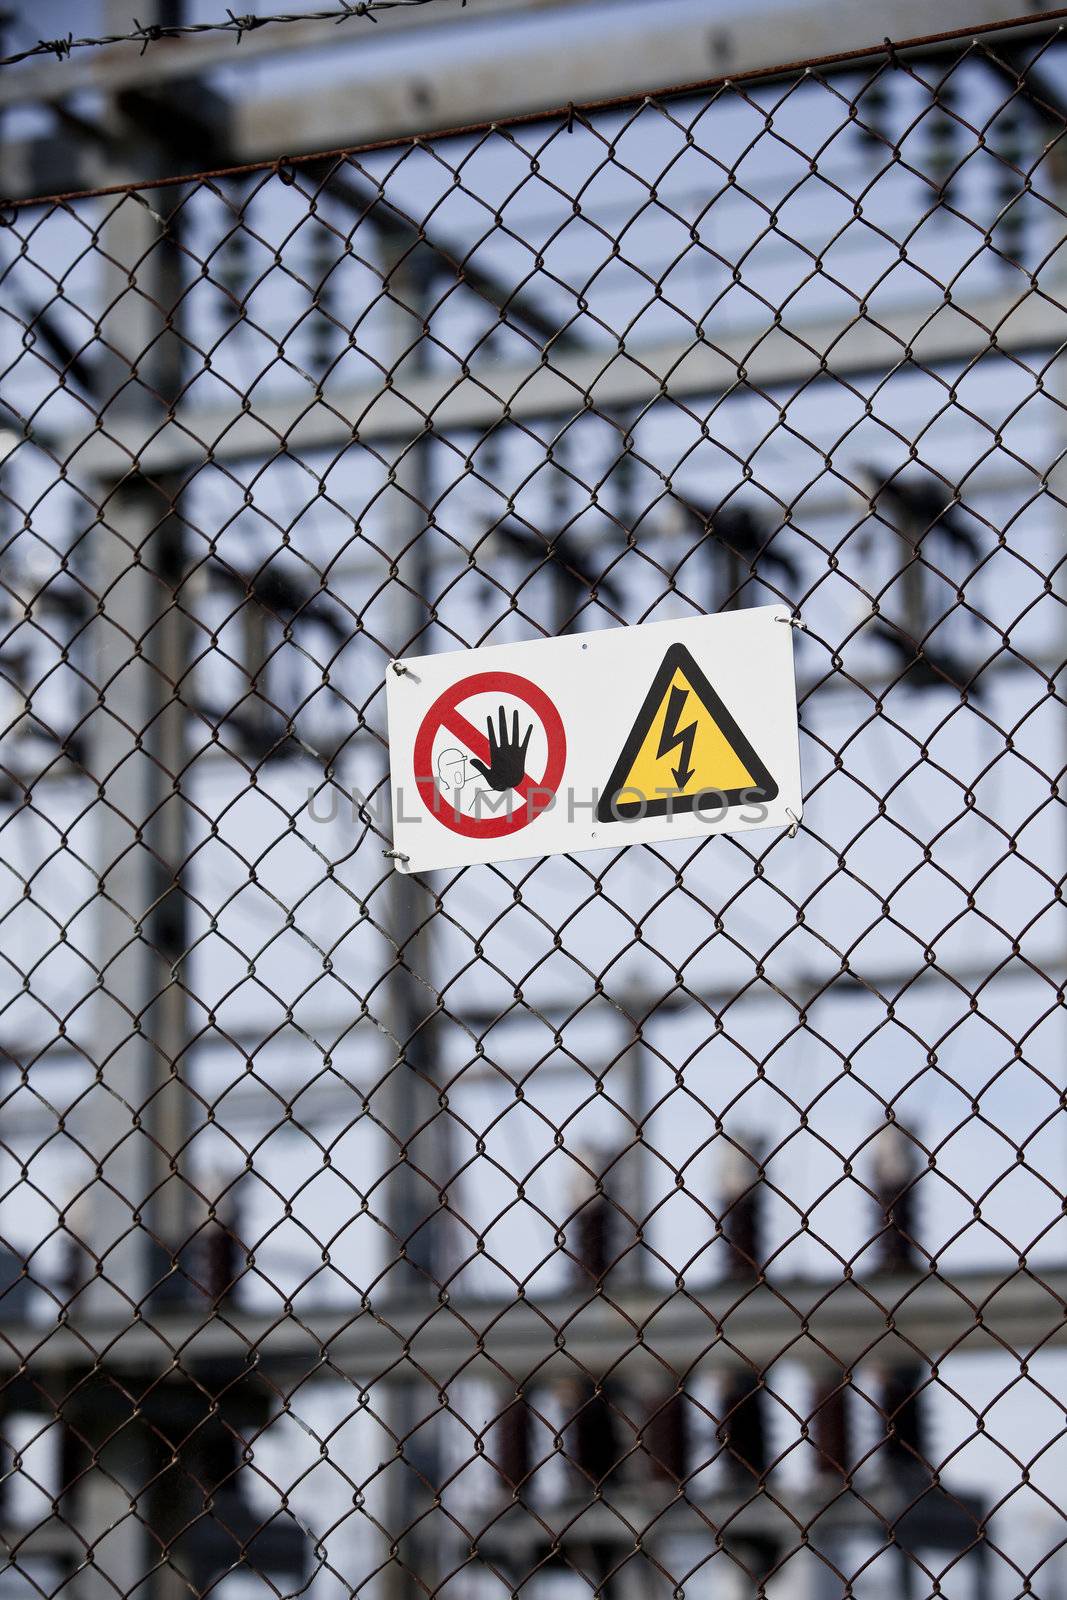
[0,17,1066,1600]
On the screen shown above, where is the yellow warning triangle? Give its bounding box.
[597,642,778,821]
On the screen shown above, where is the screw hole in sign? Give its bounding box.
[413,671,567,840]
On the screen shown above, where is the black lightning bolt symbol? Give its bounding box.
[657,684,698,790]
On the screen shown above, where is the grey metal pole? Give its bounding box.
[375,244,453,1600]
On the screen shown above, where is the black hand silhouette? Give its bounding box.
[471,705,533,792]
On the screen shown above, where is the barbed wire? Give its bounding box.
[0,0,460,69]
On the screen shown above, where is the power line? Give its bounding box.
[0,0,460,70]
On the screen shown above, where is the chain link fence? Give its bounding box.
[0,13,1066,1599]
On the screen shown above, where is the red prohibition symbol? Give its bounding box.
[413,670,567,840]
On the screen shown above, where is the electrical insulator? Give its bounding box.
[872,1126,919,1273]
[493,1393,532,1494]
[881,1363,927,1470]
[643,1386,688,1483]
[811,1372,851,1477]
[857,75,891,151]
[569,1379,619,1485]
[719,1136,763,1279]
[718,1372,766,1479]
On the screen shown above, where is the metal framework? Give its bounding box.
[0,5,1065,1599]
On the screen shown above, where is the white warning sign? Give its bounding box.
[386,606,802,872]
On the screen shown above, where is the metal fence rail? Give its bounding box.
[0,13,1065,1600]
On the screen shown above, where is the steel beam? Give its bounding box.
[17,279,1065,482]
[2,1265,1065,1387]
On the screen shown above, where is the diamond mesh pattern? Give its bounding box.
[0,23,1065,1600]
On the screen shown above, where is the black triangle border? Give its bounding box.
[596,641,780,822]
